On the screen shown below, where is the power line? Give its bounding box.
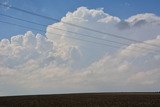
[0,3,159,49]
[0,20,120,48]
[0,13,129,46]
[0,20,159,55]
[0,13,160,53]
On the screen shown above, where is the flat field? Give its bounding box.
[0,92,160,107]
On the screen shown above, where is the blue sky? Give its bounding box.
[0,0,160,39]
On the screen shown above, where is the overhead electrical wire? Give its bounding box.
[0,13,159,53]
[0,3,159,49]
[0,20,121,48]
[0,13,129,46]
[0,20,159,55]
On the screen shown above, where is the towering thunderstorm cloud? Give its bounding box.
[0,7,160,95]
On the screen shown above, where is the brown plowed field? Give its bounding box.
[0,92,160,107]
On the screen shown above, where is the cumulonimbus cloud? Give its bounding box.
[0,7,160,95]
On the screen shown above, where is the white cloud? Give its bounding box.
[126,13,160,25]
[0,7,160,95]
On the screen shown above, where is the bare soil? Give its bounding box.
[0,92,160,107]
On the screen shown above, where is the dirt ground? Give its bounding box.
[0,92,160,107]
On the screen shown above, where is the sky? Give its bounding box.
[0,0,160,96]
[0,0,160,39]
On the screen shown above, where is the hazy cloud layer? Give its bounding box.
[0,7,160,95]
